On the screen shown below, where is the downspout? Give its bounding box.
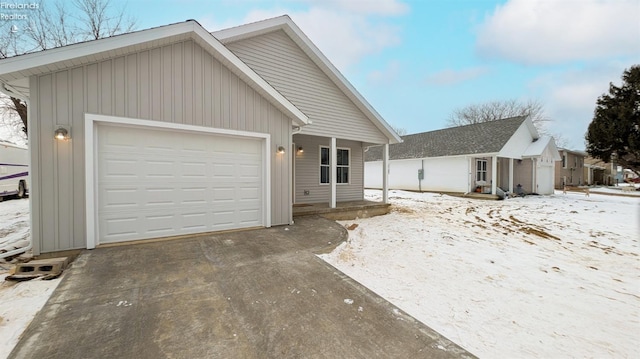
[0,82,33,259]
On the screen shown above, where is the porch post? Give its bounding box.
[468,156,473,193]
[532,158,537,193]
[509,158,514,193]
[330,137,337,208]
[491,156,498,195]
[382,143,389,204]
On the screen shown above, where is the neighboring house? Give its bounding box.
[0,16,400,255]
[584,157,607,185]
[365,116,561,196]
[555,148,587,188]
[623,169,639,182]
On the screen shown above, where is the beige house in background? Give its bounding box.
[555,148,587,188]
[584,157,607,185]
[0,16,400,254]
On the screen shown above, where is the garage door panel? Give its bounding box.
[239,187,260,200]
[239,209,260,224]
[101,187,139,208]
[97,124,264,244]
[182,162,207,177]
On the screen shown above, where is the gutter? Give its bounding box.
[0,81,33,259]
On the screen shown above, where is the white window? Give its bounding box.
[476,159,487,182]
[320,146,350,184]
[562,153,567,168]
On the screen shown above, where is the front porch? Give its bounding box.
[293,200,390,220]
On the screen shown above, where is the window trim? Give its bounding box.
[476,159,487,182]
[562,153,567,169]
[319,145,351,185]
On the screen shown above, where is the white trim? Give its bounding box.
[491,156,498,195]
[476,159,488,182]
[84,113,271,248]
[214,16,401,144]
[319,145,351,186]
[0,21,308,127]
[508,158,514,193]
[382,144,389,204]
[290,141,295,221]
[330,138,337,208]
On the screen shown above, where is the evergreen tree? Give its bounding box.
[586,65,640,176]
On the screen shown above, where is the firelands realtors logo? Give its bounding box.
[1,2,38,23]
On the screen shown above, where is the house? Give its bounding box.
[365,116,561,196]
[0,16,400,255]
[555,148,587,188]
[584,156,607,185]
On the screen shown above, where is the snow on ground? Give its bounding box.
[0,198,30,254]
[0,198,62,359]
[590,185,640,196]
[321,190,640,358]
[0,272,61,359]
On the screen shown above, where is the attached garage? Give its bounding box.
[86,115,271,248]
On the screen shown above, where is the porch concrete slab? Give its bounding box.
[9,216,475,359]
[293,200,391,220]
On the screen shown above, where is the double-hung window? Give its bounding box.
[476,159,487,182]
[320,146,350,184]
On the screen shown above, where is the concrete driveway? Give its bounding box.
[10,216,475,359]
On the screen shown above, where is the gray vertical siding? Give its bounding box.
[30,39,292,253]
[225,30,388,145]
[293,134,363,203]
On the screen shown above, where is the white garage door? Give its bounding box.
[536,165,554,195]
[97,124,263,244]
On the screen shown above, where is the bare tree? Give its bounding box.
[391,125,407,136]
[446,99,568,146]
[0,0,136,141]
[447,99,548,127]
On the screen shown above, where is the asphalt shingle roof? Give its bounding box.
[365,116,527,161]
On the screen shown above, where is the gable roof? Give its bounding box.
[558,148,588,157]
[366,116,528,161]
[213,15,401,144]
[522,136,562,160]
[0,20,308,126]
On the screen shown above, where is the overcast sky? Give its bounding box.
[3,0,640,149]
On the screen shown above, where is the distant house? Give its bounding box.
[584,157,607,185]
[365,116,561,196]
[555,149,587,188]
[0,16,400,255]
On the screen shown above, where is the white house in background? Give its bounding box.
[365,116,561,196]
[0,16,400,255]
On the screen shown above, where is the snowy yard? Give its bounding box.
[0,198,61,359]
[321,190,639,358]
[1,190,638,358]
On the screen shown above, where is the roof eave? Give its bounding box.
[0,20,309,126]
[214,16,400,144]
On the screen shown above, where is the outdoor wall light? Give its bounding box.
[297,146,304,153]
[54,126,70,141]
[277,145,286,154]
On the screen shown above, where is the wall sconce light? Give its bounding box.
[277,145,285,154]
[54,125,70,141]
[297,146,304,153]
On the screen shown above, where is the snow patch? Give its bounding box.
[321,189,640,358]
